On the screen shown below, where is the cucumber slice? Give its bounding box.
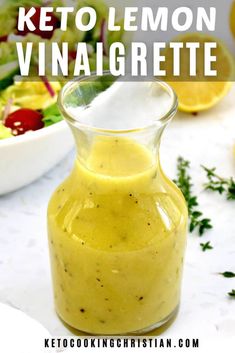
[0,61,19,91]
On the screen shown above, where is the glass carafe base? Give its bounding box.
[57,305,179,336]
[130,305,179,335]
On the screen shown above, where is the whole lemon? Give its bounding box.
[230,1,235,38]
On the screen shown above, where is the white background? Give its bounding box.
[0,0,235,351]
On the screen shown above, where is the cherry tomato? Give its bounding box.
[0,35,8,42]
[68,51,77,61]
[17,7,59,39]
[5,109,44,136]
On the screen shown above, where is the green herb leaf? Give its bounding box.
[228,289,235,298]
[175,157,213,236]
[202,166,235,200]
[0,122,13,140]
[220,272,235,278]
[42,104,63,127]
[200,241,213,252]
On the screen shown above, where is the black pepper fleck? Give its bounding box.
[99,320,106,324]
[139,296,144,301]
[80,308,85,313]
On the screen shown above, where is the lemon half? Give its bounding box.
[230,1,235,38]
[163,33,234,113]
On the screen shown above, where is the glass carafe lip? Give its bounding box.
[58,72,178,134]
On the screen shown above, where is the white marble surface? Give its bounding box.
[0,86,235,339]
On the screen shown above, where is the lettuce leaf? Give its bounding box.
[0,123,13,140]
[76,0,109,42]
[0,42,18,66]
[6,0,43,7]
[42,103,63,127]
[51,28,85,51]
[107,19,125,47]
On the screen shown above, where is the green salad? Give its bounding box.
[0,0,124,139]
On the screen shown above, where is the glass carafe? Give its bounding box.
[47,74,188,335]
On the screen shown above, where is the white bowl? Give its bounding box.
[0,121,73,195]
[0,0,131,196]
[0,303,52,353]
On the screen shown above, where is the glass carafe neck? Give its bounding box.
[70,124,166,178]
[58,74,178,178]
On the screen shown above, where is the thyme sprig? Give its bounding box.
[200,241,213,252]
[228,290,235,298]
[219,273,235,297]
[220,272,235,278]
[202,166,235,200]
[174,157,213,236]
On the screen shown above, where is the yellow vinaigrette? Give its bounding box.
[48,135,187,335]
